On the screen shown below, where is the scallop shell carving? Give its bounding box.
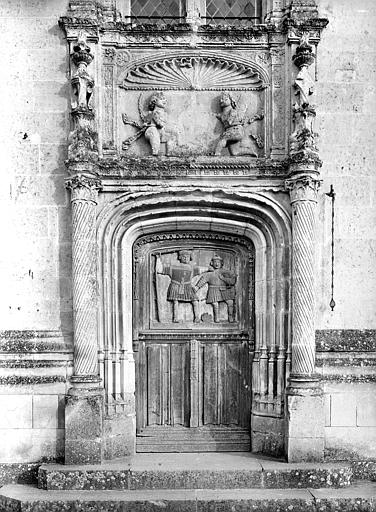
[121,56,265,90]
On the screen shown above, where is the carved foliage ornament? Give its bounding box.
[121,56,265,91]
[285,176,321,203]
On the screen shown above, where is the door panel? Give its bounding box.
[133,233,254,452]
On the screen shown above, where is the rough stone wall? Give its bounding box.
[315,0,376,458]
[0,0,71,465]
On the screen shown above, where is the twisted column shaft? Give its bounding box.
[286,176,320,376]
[66,175,101,380]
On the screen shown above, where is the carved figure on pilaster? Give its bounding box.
[122,92,177,156]
[71,32,94,111]
[214,92,264,157]
[68,32,98,166]
[290,34,319,163]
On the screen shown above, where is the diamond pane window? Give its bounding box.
[131,0,186,22]
[205,0,262,24]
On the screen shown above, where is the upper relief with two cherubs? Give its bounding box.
[119,55,267,158]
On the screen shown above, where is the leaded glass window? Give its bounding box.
[131,0,186,22]
[205,0,262,24]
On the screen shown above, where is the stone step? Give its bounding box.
[1,482,376,511]
[38,453,354,490]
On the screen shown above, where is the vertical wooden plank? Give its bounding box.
[203,344,218,425]
[225,344,240,426]
[161,344,170,425]
[147,345,161,426]
[171,344,183,426]
[183,343,190,427]
[240,342,251,428]
[190,339,199,427]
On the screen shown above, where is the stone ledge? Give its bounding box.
[38,454,353,491]
[316,330,376,352]
[1,482,376,512]
[0,331,73,353]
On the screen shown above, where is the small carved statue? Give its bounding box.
[122,92,175,156]
[194,255,237,323]
[214,92,264,157]
[156,250,200,323]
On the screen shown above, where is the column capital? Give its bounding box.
[285,174,321,203]
[66,173,102,203]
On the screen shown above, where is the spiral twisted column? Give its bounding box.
[286,175,321,377]
[66,174,102,384]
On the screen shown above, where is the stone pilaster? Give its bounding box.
[285,175,324,462]
[63,28,104,464]
[65,174,103,464]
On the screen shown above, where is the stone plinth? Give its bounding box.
[286,375,325,462]
[65,382,104,465]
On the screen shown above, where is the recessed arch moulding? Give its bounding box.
[96,188,291,457]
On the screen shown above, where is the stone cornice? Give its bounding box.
[97,157,289,180]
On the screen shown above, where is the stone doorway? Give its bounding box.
[133,233,254,452]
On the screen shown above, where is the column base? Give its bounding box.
[285,374,324,462]
[65,376,104,465]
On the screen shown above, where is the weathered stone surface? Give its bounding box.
[316,330,376,352]
[38,454,354,491]
[1,483,376,512]
[65,392,104,465]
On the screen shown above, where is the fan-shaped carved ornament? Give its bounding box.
[120,56,266,91]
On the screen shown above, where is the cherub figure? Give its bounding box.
[214,92,264,157]
[122,92,175,156]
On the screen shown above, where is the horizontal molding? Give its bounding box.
[0,331,73,354]
[316,330,376,352]
[0,375,67,386]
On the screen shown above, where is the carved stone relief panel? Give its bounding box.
[102,50,271,158]
[133,233,254,333]
[121,89,265,157]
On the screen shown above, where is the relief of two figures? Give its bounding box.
[122,91,264,157]
[155,250,237,324]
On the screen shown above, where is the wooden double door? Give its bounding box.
[133,233,254,452]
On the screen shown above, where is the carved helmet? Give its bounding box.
[178,249,192,260]
[210,254,223,266]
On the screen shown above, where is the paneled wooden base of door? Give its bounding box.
[136,426,250,452]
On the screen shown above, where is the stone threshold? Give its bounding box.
[39,452,354,490]
[1,482,376,512]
